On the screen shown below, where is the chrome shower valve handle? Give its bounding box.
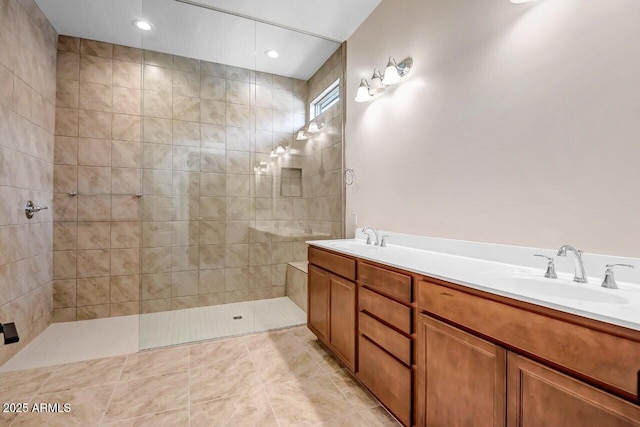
[24,201,48,219]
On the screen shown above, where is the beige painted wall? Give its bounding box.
[346,0,640,257]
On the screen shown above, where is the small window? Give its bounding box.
[310,79,340,120]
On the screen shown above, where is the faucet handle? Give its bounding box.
[602,264,634,289]
[380,235,389,247]
[534,254,557,279]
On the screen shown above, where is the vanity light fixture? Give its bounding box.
[354,78,373,103]
[265,49,279,59]
[382,56,413,86]
[275,145,288,155]
[369,69,386,95]
[270,150,278,158]
[307,117,325,133]
[133,20,154,31]
[296,130,308,141]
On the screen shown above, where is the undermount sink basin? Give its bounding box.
[329,240,382,251]
[492,277,628,305]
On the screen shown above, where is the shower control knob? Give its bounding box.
[25,201,48,219]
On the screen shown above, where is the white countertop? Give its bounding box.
[308,237,640,332]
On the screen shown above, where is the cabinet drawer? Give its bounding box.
[360,287,412,334]
[309,247,356,281]
[358,335,412,426]
[359,262,412,304]
[360,312,411,365]
[418,279,640,401]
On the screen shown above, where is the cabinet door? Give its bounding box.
[417,315,506,427]
[507,353,640,427]
[308,265,330,342]
[329,273,356,371]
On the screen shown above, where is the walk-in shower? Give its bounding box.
[20,0,346,358]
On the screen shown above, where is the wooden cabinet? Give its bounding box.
[307,250,357,371]
[308,245,640,427]
[507,353,640,427]
[328,274,356,370]
[417,315,506,427]
[308,264,330,341]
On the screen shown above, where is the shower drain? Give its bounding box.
[233,315,242,320]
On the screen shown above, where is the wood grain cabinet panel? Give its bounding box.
[358,335,412,426]
[507,353,640,427]
[359,262,412,304]
[329,274,356,371]
[308,264,330,342]
[418,279,640,401]
[359,286,412,334]
[417,315,506,427]
[308,247,356,281]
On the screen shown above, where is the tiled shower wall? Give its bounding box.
[0,0,57,365]
[52,36,313,321]
[298,47,344,250]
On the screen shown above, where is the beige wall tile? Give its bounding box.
[79,82,112,112]
[225,104,250,128]
[198,268,224,294]
[142,143,172,170]
[56,79,79,108]
[111,196,140,221]
[173,95,200,121]
[173,55,199,73]
[110,301,139,316]
[80,40,113,58]
[110,275,139,303]
[111,168,141,195]
[77,304,109,320]
[200,75,225,101]
[144,50,173,68]
[112,114,141,142]
[201,61,225,78]
[77,221,110,249]
[143,117,172,144]
[142,247,171,273]
[171,270,198,296]
[112,87,141,115]
[199,244,224,270]
[226,80,250,105]
[53,279,76,308]
[112,140,141,168]
[142,273,171,300]
[113,60,141,89]
[143,65,172,93]
[201,124,225,149]
[143,91,172,118]
[113,46,142,63]
[111,221,141,249]
[54,136,78,165]
[56,51,80,81]
[58,36,80,53]
[77,195,110,221]
[80,55,112,85]
[78,110,111,139]
[78,166,111,194]
[77,250,110,278]
[53,250,76,279]
[173,71,200,98]
[55,107,79,136]
[173,120,200,146]
[200,148,225,173]
[199,197,225,220]
[53,164,77,193]
[200,99,225,125]
[53,222,77,250]
[111,248,140,276]
[78,138,111,166]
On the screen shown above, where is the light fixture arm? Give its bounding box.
[389,56,413,78]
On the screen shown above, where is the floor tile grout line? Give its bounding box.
[245,341,282,427]
[97,354,128,426]
[7,368,54,427]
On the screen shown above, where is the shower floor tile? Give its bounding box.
[0,327,401,427]
[0,297,305,372]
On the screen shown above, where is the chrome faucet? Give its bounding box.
[557,245,588,283]
[362,227,380,246]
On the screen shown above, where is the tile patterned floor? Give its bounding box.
[0,326,401,426]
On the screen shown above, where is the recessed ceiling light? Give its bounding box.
[134,20,154,31]
[265,50,279,59]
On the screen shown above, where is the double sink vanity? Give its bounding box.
[306,231,640,426]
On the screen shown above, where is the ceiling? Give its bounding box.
[34,0,382,80]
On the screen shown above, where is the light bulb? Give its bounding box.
[354,79,372,103]
[382,58,402,86]
[307,122,320,133]
[133,20,153,31]
[296,130,308,141]
[369,69,386,94]
[265,50,279,59]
